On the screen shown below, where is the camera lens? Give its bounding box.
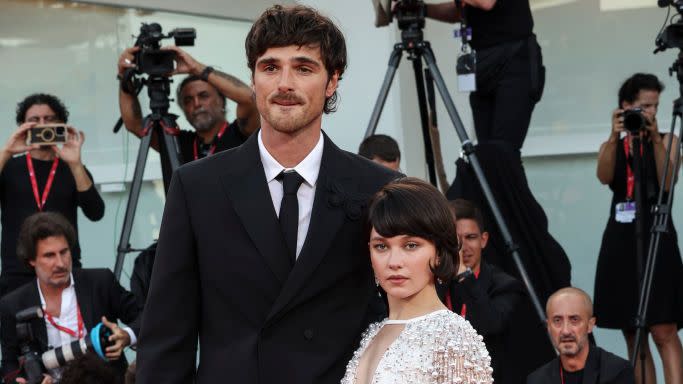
[623,109,645,133]
[40,128,55,142]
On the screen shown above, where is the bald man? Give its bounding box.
[527,287,635,384]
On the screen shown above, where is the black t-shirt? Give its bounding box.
[466,0,534,49]
[561,368,584,384]
[0,155,105,278]
[176,120,246,164]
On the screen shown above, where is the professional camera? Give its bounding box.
[27,124,67,145]
[655,1,683,52]
[15,306,114,384]
[372,0,426,29]
[133,23,196,77]
[622,108,647,134]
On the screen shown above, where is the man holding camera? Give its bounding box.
[0,212,140,384]
[594,73,683,383]
[426,0,544,152]
[0,94,104,299]
[117,45,260,164]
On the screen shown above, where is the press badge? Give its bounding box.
[615,201,636,223]
[454,28,476,93]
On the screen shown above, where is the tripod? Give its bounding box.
[113,75,183,279]
[630,51,683,375]
[365,10,547,325]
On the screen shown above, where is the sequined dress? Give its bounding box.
[341,309,493,384]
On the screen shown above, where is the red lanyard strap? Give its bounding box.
[623,136,643,201]
[44,304,84,339]
[26,154,59,211]
[193,122,228,160]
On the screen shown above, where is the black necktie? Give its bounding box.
[277,170,304,265]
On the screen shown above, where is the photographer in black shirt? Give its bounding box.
[427,0,544,151]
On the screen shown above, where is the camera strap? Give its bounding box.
[26,153,59,211]
[193,121,228,160]
[44,304,84,339]
[624,136,644,201]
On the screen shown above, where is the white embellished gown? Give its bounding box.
[341,309,493,384]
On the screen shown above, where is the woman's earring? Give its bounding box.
[374,276,379,287]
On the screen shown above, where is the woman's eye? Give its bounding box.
[372,243,387,251]
[405,242,418,249]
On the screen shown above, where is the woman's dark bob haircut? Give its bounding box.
[366,177,458,281]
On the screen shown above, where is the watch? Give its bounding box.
[455,267,473,282]
[200,66,214,82]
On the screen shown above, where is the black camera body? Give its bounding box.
[27,124,67,145]
[622,108,647,134]
[133,23,196,77]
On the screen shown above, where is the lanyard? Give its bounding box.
[26,153,59,211]
[193,121,228,160]
[44,304,84,339]
[623,136,643,201]
[444,269,480,317]
[560,365,564,384]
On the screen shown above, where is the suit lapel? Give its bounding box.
[27,283,49,350]
[219,135,290,283]
[73,271,96,330]
[582,346,599,384]
[267,135,354,321]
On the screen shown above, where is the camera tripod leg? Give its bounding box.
[420,43,548,327]
[411,56,437,185]
[114,125,153,279]
[365,44,404,138]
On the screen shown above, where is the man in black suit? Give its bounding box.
[135,5,398,384]
[438,198,525,383]
[527,287,635,384]
[0,212,140,384]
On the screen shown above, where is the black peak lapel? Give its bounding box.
[27,284,48,350]
[219,136,290,284]
[267,134,356,321]
[73,271,95,330]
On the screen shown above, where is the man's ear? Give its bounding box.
[588,316,596,333]
[29,259,36,268]
[326,71,340,98]
[481,231,489,249]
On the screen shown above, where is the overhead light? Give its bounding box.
[600,0,656,11]
[0,38,37,48]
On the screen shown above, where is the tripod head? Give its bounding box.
[395,0,426,49]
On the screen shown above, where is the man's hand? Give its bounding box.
[102,316,131,361]
[16,374,53,384]
[3,123,40,157]
[52,127,83,167]
[118,46,140,77]
[162,46,205,76]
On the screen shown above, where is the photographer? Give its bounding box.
[594,73,683,383]
[0,94,104,298]
[0,212,140,384]
[426,0,544,152]
[117,45,259,163]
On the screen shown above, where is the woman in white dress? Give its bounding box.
[341,177,493,384]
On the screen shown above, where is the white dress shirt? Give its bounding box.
[36,274,137,350]
[258,130,323,258]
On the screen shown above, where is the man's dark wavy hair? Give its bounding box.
[15,93,69,124]
[618,73,664,108]
[17,212,76,269]
[245,4,347,114]
[366,177,458,282]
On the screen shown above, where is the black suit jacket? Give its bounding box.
[437,261,525,383]
[0,268,140,382]
[136,132,398,384]
[527,346,635,384]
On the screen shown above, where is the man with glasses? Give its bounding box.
[0,94,104,298]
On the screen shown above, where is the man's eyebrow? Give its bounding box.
[256,57,278,66]
[291,56,322,67]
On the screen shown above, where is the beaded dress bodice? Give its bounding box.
[341,309,493,384]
